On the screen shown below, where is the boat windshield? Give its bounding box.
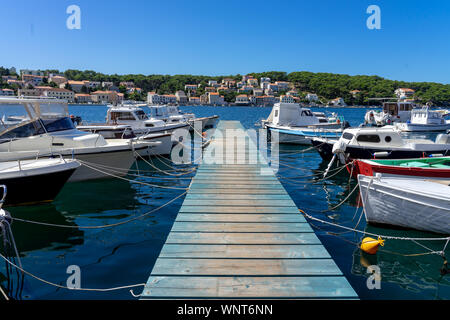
[0,119,45,140]
[135,109,148,120]
[41,117,75,133]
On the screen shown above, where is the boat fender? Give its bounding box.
[360,236,384,255]
[332,140,347,154]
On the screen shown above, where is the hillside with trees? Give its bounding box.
[2,67,450,106]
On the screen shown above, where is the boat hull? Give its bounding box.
[354,158,450,178]
[268,126,342,146]
[311,139,450,162]
[396,123,450,132]
[0,165,77,206]
[68,148,137,182]
[358,175,450,234]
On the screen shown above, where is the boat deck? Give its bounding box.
[141,120,357,299]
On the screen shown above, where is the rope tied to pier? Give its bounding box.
[0,253,145,296]
[12,191,187,230]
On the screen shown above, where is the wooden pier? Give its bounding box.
[141,121,357,299]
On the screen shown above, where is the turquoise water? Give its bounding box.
[1,105,449,300]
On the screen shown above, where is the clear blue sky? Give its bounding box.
[1,0,449,83]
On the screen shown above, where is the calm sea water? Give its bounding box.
[1,105,449,300]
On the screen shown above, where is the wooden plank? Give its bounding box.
[171,222,312,233]
[159,244,331,259]
[179,206,300,214]
[142,276,357,298]
[176,214,305,223]
[192,180,280,185]
[189,184,286,189]
[185,194,292,200]
[165,232,319,245]
[187,188,287,194]
[181,199,297,207]
[151,258,343,276]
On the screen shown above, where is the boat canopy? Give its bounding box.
[268,103,320,127]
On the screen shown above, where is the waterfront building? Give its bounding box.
[91,90,123,105]
[6,79,25,88]
[235,94,250,106]
[260,78,271,90]
[160,94,177,104]
[75,93,93,103]
[208,92,225,105]
[18,88,39,96]
[255,95,275,107]
[175,90,188,104]
[42,88,75,102]
[189,96,201,105]
[147,92,161,104]
[0,88,14,96]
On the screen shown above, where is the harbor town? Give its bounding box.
[0,1,450,309]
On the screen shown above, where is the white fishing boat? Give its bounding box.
[0,97,157,182]
[364,101,416,126]
[0,157,80,206]
[263,102,349,145]
[395,107,450,132]
[358,173,450,234]
[312,126,450,163]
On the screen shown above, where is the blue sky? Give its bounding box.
[1,0,449,83]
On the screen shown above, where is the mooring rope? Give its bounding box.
[78,160,190,190]
[0,253,144,295]
[12,191,187,229]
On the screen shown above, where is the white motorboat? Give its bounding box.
[148,105,219,130]
[358,173,450,234]
[395,107,450,132]
[77,124,172,156]
[364,101,417,126]
[0,97,157,182]
[0,157,80,205]
[87,104,190,136]
[312,126,450,163]
[263,102,349,145]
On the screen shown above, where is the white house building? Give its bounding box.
[305,93,319,102]
[0,88,14,96]
[395,88,415,100]
[42,88,75,102]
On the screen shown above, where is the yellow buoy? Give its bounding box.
[360,236,384,255]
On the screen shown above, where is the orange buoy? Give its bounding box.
[360,236,384,255]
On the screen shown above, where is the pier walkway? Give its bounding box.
[141,121,357,299]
